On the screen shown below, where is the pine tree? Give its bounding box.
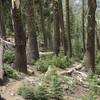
[53,0,60,56]
[12,0,27,73]
[23,0,39,63]
[65,0,72,57]
[86,0,97,73]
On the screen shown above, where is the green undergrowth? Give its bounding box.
[35,54,74,73]
[18,66,64,100]
[81,51,100,74]
[82,73,100,100]
[3,49,15,64]
[4,64,19,79]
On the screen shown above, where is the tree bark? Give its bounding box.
[12,1,27,73]
[53,0,60,56]
[24,0,39,63]
[0,0,6,40]
[95,24,100,50]
[86,0,97,73]
[38,0,48,51]
[82,0,86,52]
[58,0,68,56]
[0,38,4,81]
[0,0,5,81]
[65,0,72,57]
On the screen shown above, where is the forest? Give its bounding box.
[0,0,100,100]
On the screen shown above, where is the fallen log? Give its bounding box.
[39,52,53,56]
[60,63,82,75]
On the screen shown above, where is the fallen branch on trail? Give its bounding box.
[60,63,82,75]
[0,38,15,46]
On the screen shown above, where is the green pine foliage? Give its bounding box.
[3,49,15,63]
[48,74,64,100]
[18,85,35,100]
[4,64,18,79]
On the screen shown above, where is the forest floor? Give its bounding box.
[0,62,100,100]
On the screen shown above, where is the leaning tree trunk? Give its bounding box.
[82,0,86,52]
[58,0,68,56]
[38,0,48,51]
[53,0,60,56]
[24,0,39,63]
[66,0,72,57]
[12,0,27,73]
[86,0,97,73]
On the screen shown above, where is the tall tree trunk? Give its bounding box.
[0,0,5,81]
[24,0,39,63]
[65,0,72,57]
[0,39,4,82]
[47,17,53,51]
[82,0,86,52]
[0,0,6,40]
[38,0,48,51]
[95,24,100,50]
[86,0,97,73]
[12,0,27,73]
[53,0,60,56]
[58,0,68,56]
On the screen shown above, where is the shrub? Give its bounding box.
[81,55,87,66]
[43,65,58,82]
[81,92,97,100]
[95,51,100,65]
[53,56,72,69]
[95,52,100,74]
[48,74,64,100]
[87,74,100,96]
[35,54,73,72]
[3,49,15,63]
[95,63,100,74]
[35,58,52,73]
[18,84,35,100]
[42,66,64,100]
[18,66,64,100]
[4,64,18,79]
[34,83,48,100]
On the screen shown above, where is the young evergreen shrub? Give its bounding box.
[35,58,52,73]
[18,85,35,100]
[4,64,18,79]
[3,49,15,63]
[53,56,72,69]
[43,65,58,82]
[87,74,100,96]
[34,83,48,100]
[48,74,64,100]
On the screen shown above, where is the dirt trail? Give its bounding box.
[0,79,25,100]
[0,62,100,100]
